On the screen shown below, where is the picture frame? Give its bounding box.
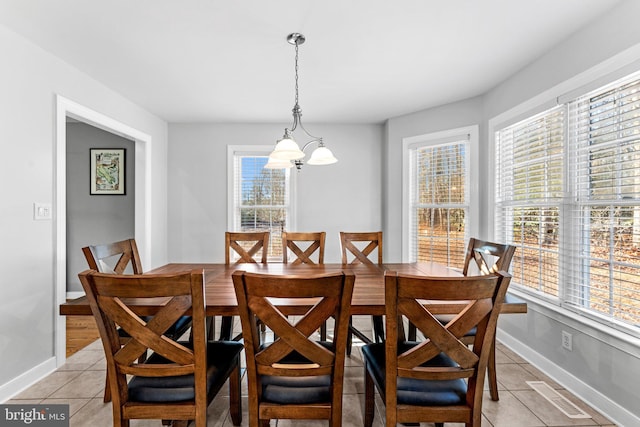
[90,148,125,195]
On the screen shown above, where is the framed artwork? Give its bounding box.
[90,148,125,195]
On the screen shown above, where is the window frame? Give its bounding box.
[226,145,297,259]
[402,125,479,263]
[490,72,640,338]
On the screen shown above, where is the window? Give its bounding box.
[495,73,640,331]
[229,148,293,260]
[495,107,564,297]
[405,129,475,267]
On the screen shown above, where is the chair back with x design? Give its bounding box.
[282,231,325,265]
[232,270,354,426]
[82,238,192,403]
[82,238,143,275]
[340,231,383,265]
[462,238,516,276]
[79,269,243,427]
[362,271,511,427]
[225,231,270,264]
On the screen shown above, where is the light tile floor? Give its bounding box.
[8,317,616,426]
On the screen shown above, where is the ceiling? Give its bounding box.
[0,0,621,124]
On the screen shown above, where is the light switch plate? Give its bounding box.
[34,202,52,220]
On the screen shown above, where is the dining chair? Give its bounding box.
[462,237,516,277]
[406,237,516,401]
[232,270,354,427]
[282,231,328,339]
[339,231,385,355]
[79,269,243,427]
[225,231,270,264]
[221,231,270,341]
[282,231,325,265]
[362,270,511,427]
[82,238,192,402]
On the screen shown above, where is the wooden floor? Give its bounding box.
[66,314,100,357]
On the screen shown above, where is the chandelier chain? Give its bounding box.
[294,42,299,107]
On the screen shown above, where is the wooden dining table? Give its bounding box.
[60,262,527,318]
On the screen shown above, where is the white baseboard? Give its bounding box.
[66,291,84,300]
[0,357,57,403]
[498,329,638,427]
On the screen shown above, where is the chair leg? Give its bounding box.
[206,316,216,340]
[407,322,417,341]
[372,315,385,343]
[364,364,375,427]
[219,316,233,341]
[320,321,327,341]
[103,371,111,402]
[488,335,499,401]
[229,361,242,426]
[346,317,353,356]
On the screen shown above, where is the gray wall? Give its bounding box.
[66,122,135,292]
[482,1,640,423]
[383,96,485,261]
[382,1,640,423]
[167,123,383,264]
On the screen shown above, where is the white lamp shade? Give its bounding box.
[306,146,338,165]
[264,156,293,169]
[270,137,305,160]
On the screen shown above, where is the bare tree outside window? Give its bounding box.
[234,156,290,259]
[411,141,468,267]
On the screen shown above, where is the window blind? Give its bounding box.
[495,72,640,332]
[232,154,290,260]
[409,138,469,267]
[495,106,564,297]
[566,76,640,327]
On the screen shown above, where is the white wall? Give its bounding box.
[168,123,383,263]
[0,24,168,400]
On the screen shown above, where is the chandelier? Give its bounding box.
[266,33,338,170]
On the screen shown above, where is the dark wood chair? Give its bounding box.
[362,271,511,427]
[282,231,327,339]
[339,231,384,355]
[220,231,270,340]
[462,237,516,276]
[232,270,354,427]
[79,269,243,427]
[82,238,143,275]
[407,237,516,401]
[282,231,325,265]
[82,238,192,402]
[225,231,270,264]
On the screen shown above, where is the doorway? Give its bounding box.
[54,95,152,367]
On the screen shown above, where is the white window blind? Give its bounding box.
[409,137,469,267]
[232,154,290,260]
[495,72,640,331]
[566,76,640,327]
[496,106,564,297]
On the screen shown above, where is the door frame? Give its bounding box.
[54,95,152,366]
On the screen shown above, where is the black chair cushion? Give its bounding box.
[259,341,333,405]
[361,342,467,406]
[128,341,243,403]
